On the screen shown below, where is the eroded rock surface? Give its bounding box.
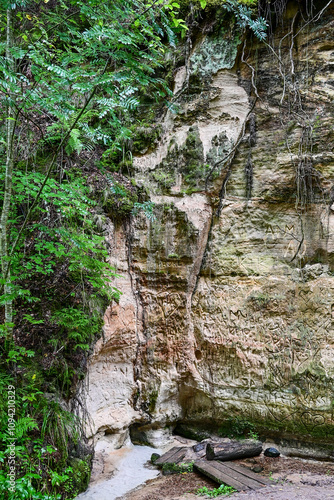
[85,1,334,456]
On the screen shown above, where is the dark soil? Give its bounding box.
[120,455,334,500]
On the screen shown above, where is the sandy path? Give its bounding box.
[76,445,162,500]
[122,481,334,500]
[231,483,334,500]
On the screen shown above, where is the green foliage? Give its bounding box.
[0,1,181,498]
[63,459,91,497]
[197,483,236,497]
[52,307,102,351]
[0,470,60,500]
[6,172,115,291]
[132,201,156,221]
[0,1,176,152]
[0,359,90,499]
[150,452,160,465]
[103,176,138,219]
[219,416,258,439]
[223,0,267,40]
[248,430,259,440]
[147,389,159,412]
[131,123,163,153]
[187,0,258,4]
[178,0,267,40]
[162,461,194,474]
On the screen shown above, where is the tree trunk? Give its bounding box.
[0,8,15,331]
[206,440,263,461]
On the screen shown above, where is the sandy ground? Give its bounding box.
[120,455,334,500]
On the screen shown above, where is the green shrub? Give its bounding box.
[219,417,257,439]
[162,461,194,474]
[197,484,236,497]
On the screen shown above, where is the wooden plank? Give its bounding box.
[155,446,187,465]
[209,461,260,490]
[171,447,189,464]
[194,460,250,491]
[209,462,266,490]
[221,462,271,486]
[155,447,181,465]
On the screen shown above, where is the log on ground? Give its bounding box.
[206,439,262,461]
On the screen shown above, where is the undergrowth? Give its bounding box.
[197,483,236,497]
[162,461,194,474]
[218,417,259,440]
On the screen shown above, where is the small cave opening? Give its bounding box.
[195,349,202,361]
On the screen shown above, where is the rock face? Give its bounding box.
[85,2,334,452]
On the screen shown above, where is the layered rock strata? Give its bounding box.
[85,1,334,453]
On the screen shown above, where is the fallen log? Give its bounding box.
[206,439,262,461]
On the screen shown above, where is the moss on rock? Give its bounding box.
[190,25,241,77]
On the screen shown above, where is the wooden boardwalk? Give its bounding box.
[155,446,271,491]
[155,447,188,465]
[194,460,271,491]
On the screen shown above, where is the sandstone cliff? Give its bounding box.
[84,0,334,457]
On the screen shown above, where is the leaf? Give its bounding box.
[65,128,83,155]
[23,314,44,325]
